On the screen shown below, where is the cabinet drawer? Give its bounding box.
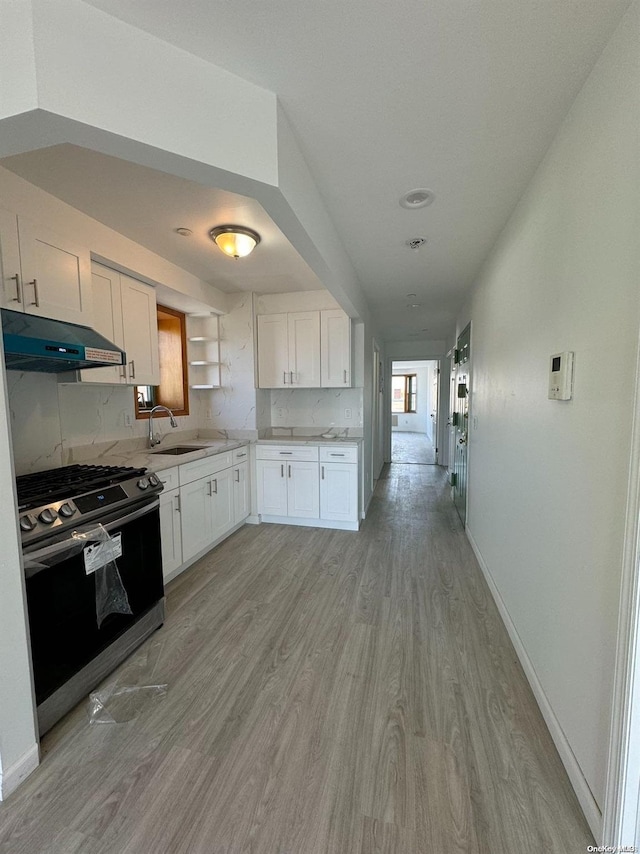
[155,466,179,491]
[255,444,319,462]
[233,446,250,462]
[319,446,358,464]
[179,451,233,485]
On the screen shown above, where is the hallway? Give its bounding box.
[391,430,436,465]
[0,465,593,853]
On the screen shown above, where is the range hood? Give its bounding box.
[1,309,126,373]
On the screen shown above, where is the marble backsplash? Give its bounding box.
[269,388,363,431]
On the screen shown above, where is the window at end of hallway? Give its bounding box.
[392,374,417,413]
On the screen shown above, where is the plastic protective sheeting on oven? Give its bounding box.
[72,524,133,627]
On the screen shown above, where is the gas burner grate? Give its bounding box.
[16,464,147,511]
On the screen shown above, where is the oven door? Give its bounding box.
[23,498,164,706]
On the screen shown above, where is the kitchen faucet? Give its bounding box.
[148,405,178,447]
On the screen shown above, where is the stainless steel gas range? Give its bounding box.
[17,463,165,735]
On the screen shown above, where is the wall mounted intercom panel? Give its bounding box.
[548,351,574,400]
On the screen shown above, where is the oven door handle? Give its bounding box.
[23,499,159,577]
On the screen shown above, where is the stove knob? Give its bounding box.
[148,474,160,488]
[38,508,58,525]
[137,477,150,490]
[58,503,76,518]
[20,514,37,532]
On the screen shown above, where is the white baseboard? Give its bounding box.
[0,743,39,800]
[260,514,359,531]
[246,515,261,525]
[465,525,603,841]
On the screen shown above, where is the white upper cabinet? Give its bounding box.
[120,274,160,386]
[78,265,124,384]
[0,209,93,326]
[0,208,21,309]
[320,309,351,387]
[78,262,159,386]
[288,311,320,387]
[257,309,350,389]
[257,313,289,388]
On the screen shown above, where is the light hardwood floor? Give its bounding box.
[0,464,594,853]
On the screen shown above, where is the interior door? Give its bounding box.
[453,324,470,524]
[431,363,439,462]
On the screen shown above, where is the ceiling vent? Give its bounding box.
[405,237,428,250]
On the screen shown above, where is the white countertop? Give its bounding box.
[75,436,362,474]
[256,436,362,446]
[79,439,250,473]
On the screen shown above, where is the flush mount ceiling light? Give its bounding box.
[175,227,193,237]
[405,236,428,250]
[209,225,261,259]
[400,188,435,210]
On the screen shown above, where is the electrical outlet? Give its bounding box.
[344,408,352,419]
[124,413,132,428]
[277,408,285,418]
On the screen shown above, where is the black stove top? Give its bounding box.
[16,464,147,512]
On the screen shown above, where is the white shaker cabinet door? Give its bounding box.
[257,313,289,388]
[159,488,183,580]
[79,263,124,384]
[0,208,21,310]
[120,274,160,386]
[210,467,235,542]
[180,477,214,563]
[17,216,93,326]
[256,459,289,516]
[320,462,358,522]
[233,461,250,523]
[320,309,351,387]
[287,461,320,519]
[288,311,320,387]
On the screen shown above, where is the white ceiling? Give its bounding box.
[2,0,630,341]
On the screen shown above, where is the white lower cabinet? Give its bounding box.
[159,488,183,581]
[320,462,358,522]
[180,476,214,564]
[256,444,359,529]
[233,461,251,523]
[158,447,252,581]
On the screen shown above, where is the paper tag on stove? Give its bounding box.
[84,347,123,364]
[84,533,123,575]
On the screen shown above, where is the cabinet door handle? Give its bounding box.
[212,478,218,494]
[10,273,21,303]
[236,452,247,458]
[330,453,345,457]
[175,495,181,513]
[290,371,295,384]
[207,480,212,496]
[288,465,291,479]
[279,451,293,455]
[283,371,288,384]
[235,469,240,482]
[27,278,39,307]
[280,464,284,477]
[343,369,347,384]
[120,366,127,380]
[321,465,325,480]
[129,360,136,379]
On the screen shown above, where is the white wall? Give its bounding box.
[459,1,640,831]
[0,351,38,799]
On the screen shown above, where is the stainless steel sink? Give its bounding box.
[150,446,207,455]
